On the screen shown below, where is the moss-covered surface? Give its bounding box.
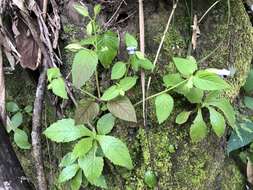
[5,0,253,189]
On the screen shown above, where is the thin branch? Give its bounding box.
[0,46,6,126]
[31,61,48,190]
[138,0,146,127]
[146,0,178,92]
[198,0,220,23]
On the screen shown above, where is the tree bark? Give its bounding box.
[0,121,33,190]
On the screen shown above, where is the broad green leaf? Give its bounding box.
[86,21,93,36]
[70,169,82,190]
[101,85,120,101]
[144,170,157,188]
[11,112,23,129]
[73,3,89,17]
[78,148,104,181]
[172,57,197,75]
[59,152,77,167]
[185,88,203,103]
[48,78,68,99]
[107,96,137,122]
[125,33,137,48]
[65,43,84,52]
[176,111,191,124]
[6,102,19,113]
[244,70,253,93]
[205,99,235,128]
[58,164,79,183]
[130,55,140,71]
[135,58,154,70]
[43,119,92,142]
[14,129,31,149]
[155,94,174,124]
[89,175,108,189]
[208,107,226,137]
[135,51,145,60]
[97,113,115,135]
[47,68,61,82]
[227,122,253,153]
[75,100,99,124]
[163,73,183,88]
[72,49,98,89]
[204,91,221,102]
[80,36,97,46]
[94,4,101,16]
[190,109,208,142]
[97,135,133,169]
[119,77,137,91]
[244,96,253,110]
[24,105,33,114]
[111,62,126,80]
[97,31,119,68]
[73,137,93,158]
[193,71,230,90]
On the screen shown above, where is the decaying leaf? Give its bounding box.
[247,160,253,185]
[15,19,39,70]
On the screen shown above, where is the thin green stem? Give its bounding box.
[95,70,101,98]
[79,88,100,102]
[134,79,188,106]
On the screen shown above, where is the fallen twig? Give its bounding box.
[31,60,48,190]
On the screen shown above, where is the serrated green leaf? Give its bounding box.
[43,119,92,143]
[227,122,253,153]
[111,62,126,80]
[14,129,31,149]
[59,152,77,167]
[97,31,119,68]
[94,4,101,16]
[119,77,137,91]
[97,113,115,135]
[172,57,197,76]
[73,3,89,17]
[208,107,225,137]
[73,138,93,158]
[163,73,183,88]
[97,135,133,169]
[78,148,104,181]
[185,88,203,103]
[86,21,93,36]
[205,99,235,128]
[101,85,120,101]
[190,109,207,142]
[176,111,191,124]
[125,33,138,48]
[155,94,174,124]
[89,175,108,189]
[107,96,137,122]
[11,112,23,129]
[72,49,98,89]
[244,96,253,110]
[58,164,79,183]
[6,102,19,113]
[244,70,253,93]
[47,68,61,82]
[70,169,82,190]
[65,43,84,52]
[75,100,99,124]
[193,71,230,90]
[48,78,68,99]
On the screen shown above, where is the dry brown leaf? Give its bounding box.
[247,160,253,185]
[191,14,200,50]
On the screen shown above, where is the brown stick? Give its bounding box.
[0,47,6,126]
[31,60,48,190]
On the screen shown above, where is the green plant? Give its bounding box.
[43,2,237,189]
[43,114,132,189]
[6,101,32,149]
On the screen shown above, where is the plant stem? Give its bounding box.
[79,88,100,102]
[95,70,101,98]
[134,79,188,106]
